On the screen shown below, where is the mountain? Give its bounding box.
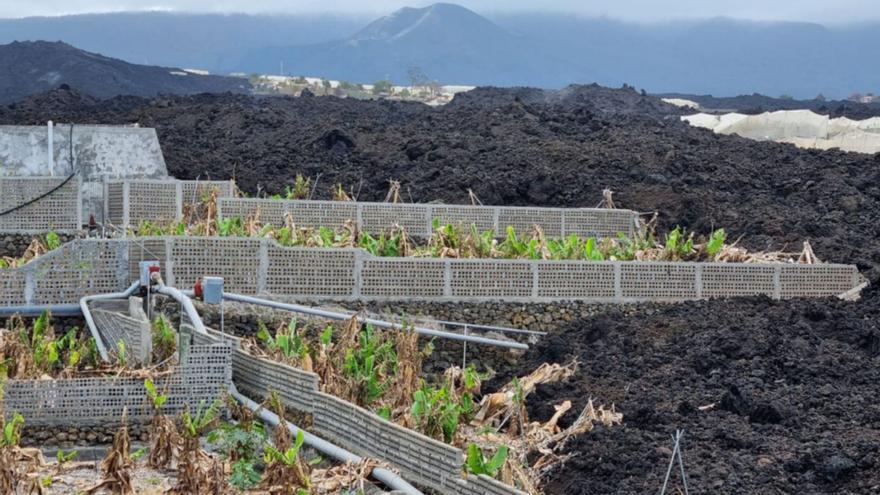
[0,40,250,104]
[0,12,367,72]
[1,6,878,98]
[240,4,589,86]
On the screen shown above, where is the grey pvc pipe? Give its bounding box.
[0,304,82,317]
[221,292,529,350]
[410,317,546,336]
[153,283,208,336]
[80,281,141,362]
[229,385,423,495]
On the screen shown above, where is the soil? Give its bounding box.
[2,84,879,494]
[498,286,880,494]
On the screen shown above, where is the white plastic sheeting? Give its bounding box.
[682,110,880,154]
[662,98,700,109]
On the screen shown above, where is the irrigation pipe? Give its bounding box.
[80,281,141,362]
[152,282,208,337]
[229,385,423,495]
[220,292,529,350]
[0,304,82,317]
[407,317,546,336]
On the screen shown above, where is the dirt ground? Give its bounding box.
[2,85,879,494]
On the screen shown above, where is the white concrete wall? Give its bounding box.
[0,124,168,222]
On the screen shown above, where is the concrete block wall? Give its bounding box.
[105,179,235,230]
[217,198,640,239]
[0,176,81,233]
[90,297,152,365]
[0,238,863,307]
[2,343,231,427]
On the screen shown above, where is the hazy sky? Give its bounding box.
[2,0,877,23]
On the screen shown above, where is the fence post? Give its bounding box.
[613,263,622,301]
[425,205,434,237]
[75,175,83,229]
[531,262,539,299]
[165,238,175,287]
[258,239,268,294]
[694,264,703,299]
[24,267,35,305]
[175,181,183,221]
[122,181,130,233]
[352,250,363,299]
[773,265,782,300]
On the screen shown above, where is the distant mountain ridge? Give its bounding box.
[0,40,250,104]
[1,6,878,98]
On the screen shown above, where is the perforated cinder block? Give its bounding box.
[361,203,428,236]
[429,205,496,233]
[498,207,564,237]
[620,263,697,300]
[170,237,261,292]
[126,181,178,227]
[563,209,638,238]
[701,264,777,298]
[780,264,857,298]
[31,240,123,304]
[450,261,533,298]
[264,245,356,297]
[360,258,445,298]
[537,262,616,299]
[288,200,358,228]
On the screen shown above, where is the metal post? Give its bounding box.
[462,325,468,369]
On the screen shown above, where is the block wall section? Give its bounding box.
[216,199,640,239]
[29,240,125,304]
[91,307,151,365]
[125,181,179,227]
[2,343,231,427]
[360,258,446,298]
[264,245,357,298]
[169,237,261,292]
[452,475,529,495]
[0,177,80,233]
[311,391,462,492]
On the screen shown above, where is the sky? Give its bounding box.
[2,0,878,23]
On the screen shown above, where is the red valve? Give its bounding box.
[193,278,203,299]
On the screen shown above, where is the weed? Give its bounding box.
[151,315,176,362]
[262,429,311,494]
[342,324,397,407]
[465,443,508,478]
[410,382,463,444]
